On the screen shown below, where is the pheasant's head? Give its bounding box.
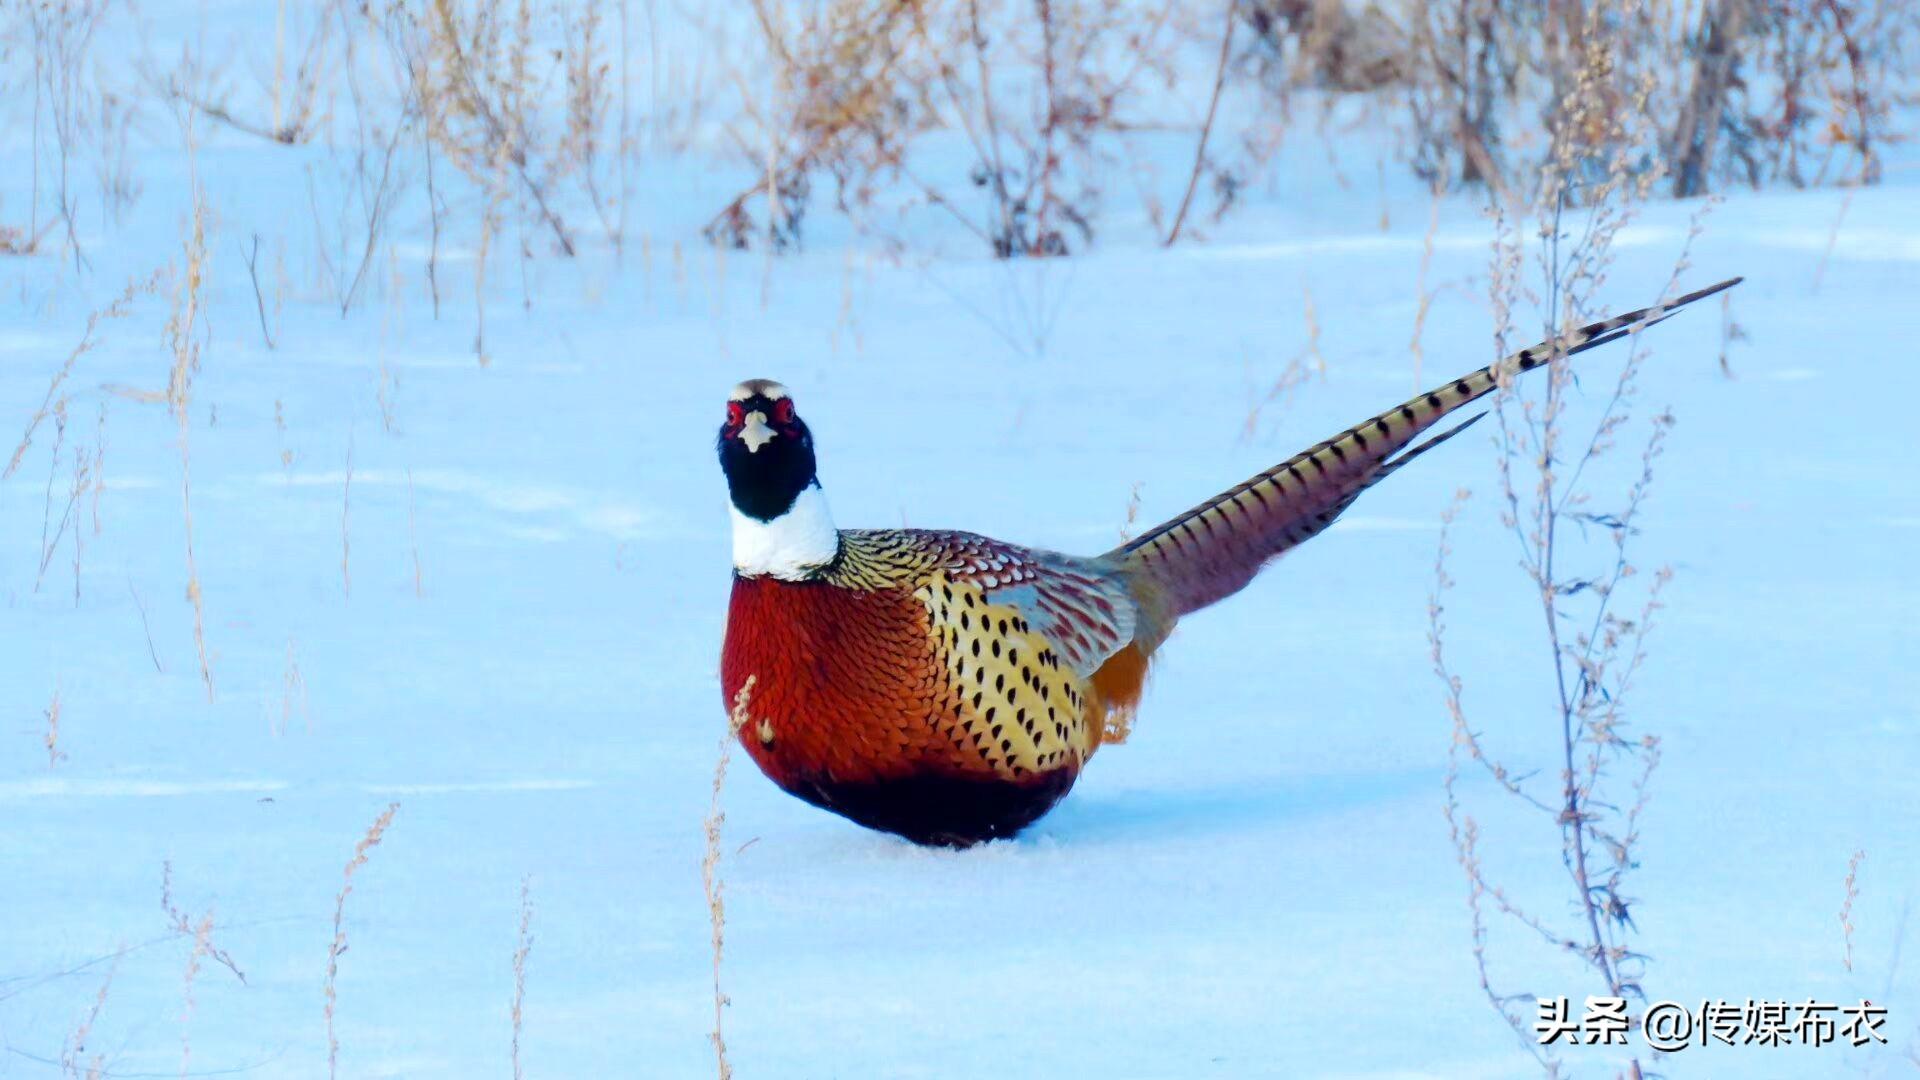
[719,379,837,577]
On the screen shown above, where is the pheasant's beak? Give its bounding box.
[739,410,777,453]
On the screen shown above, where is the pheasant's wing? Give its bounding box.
[833,529,1139,679]
[940,540,1142,759]
[949,549,1138,680]
[835,529,1138,770]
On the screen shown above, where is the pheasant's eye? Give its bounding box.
[772,399,795,424]
[726,402,745,426]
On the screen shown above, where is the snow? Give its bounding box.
[3,11,1919,1079]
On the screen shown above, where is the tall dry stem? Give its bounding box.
[511,876,534,1079]
[1842,849,1865,973]
[703,675,758,1080]
[6,276,154,483]
[326,803,401,1080]
[60,958,114,1079]
[44,688,65,767]
[165,105,215,701]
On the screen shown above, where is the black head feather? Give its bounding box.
[718,380,818,521]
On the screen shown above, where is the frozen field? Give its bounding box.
[3,8,1918,1077]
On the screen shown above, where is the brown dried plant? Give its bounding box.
[156,0,336,146]
[6,276,155,482]
[717,0,1186,258]
[511,876,534,1080]
[166,140,215,703]
[326,803,401,1080]
[10,0,124,266]
[1426,4,1722,1071]
[59,958,114,1080]
[44,687,65,767]
[1389,0,1918,201]
[392,0,593,257]
[160,862,248,987]
[703,675,758,1080]
[1842,849,1865,973]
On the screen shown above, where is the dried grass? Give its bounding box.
[160,862,247,986]
[163,108,215,701]
[280,638,312,736]
[5,277,155,483]
[156,0,333,146]
[326,803,401,1080]
[1843,848,1865,972]
[44,687,65,768]
[59,959,114,1080]
[717,0,1187,258]
[702,675,757,1080]
[10,0,123,266]
[510,876,534,1080]
[1424,5,1728,1068]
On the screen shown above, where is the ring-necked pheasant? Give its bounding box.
[719,278,1739,847]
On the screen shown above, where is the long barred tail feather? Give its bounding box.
[1113,277,1741,619]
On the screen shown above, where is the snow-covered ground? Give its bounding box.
[3,9,1918,1079]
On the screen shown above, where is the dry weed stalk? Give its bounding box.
[1431,488,1545,1054]
[718,0,1185,258]
[44,688,65,767]
[178,911,214,1079]
[87,403,108,537]
[129,579,163,673]
[59,959,114,1080]
[280,638,312,736]
[1429,7,1718,1069]
[299,7,417,320]
[510,876,533,1080]
[57,414,99,605]
[13,0,122,265]
[164,114,216,701]
[703,675,758,1080]
[160,862,248,986]
[156,860,245,1077]
[156,0,333,146]
[275,399,295,479]
[31,402,93,599]
[242,235,277,349]
[1166,0,1241,247]
[1716,283,1745,378]
[6,276,154,482]
[1390,0,1918,201]
[382,0,622,261]
[326,803,401,1080]
[1842,849,1865,973]
[1213,0,1920,208]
